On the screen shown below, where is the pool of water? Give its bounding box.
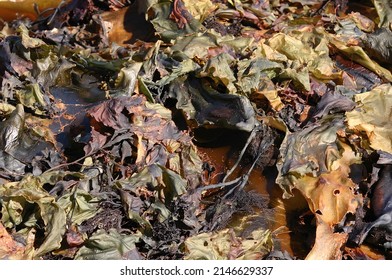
[49,86,107,151]
[197,144,311,259]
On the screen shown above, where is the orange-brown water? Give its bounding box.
[197,145,389,259]
[0,0,69,21]
[197,145,311,258]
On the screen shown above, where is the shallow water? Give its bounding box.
[49,86,107,155]
[197,144,312,258]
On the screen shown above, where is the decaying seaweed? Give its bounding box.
[0,0,392,260]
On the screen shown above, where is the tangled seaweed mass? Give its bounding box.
[0,0,391,260]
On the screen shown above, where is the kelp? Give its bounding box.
[185,213,273,260]
[277,115,351,195]
[0,103,63,179]
[0,175,67,257]
[357,164,392,248]
[276,113,365,259]
[0,0,392,260]
[75,229,142,260]
[363,27,392,65]
[372,0,392,28]
[167,76,257,132]
[147,0,204,41]
[346,84,392,154]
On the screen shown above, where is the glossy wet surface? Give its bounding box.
[197,143,312,259]
[36,85,389,259]
[50,86,107,151]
